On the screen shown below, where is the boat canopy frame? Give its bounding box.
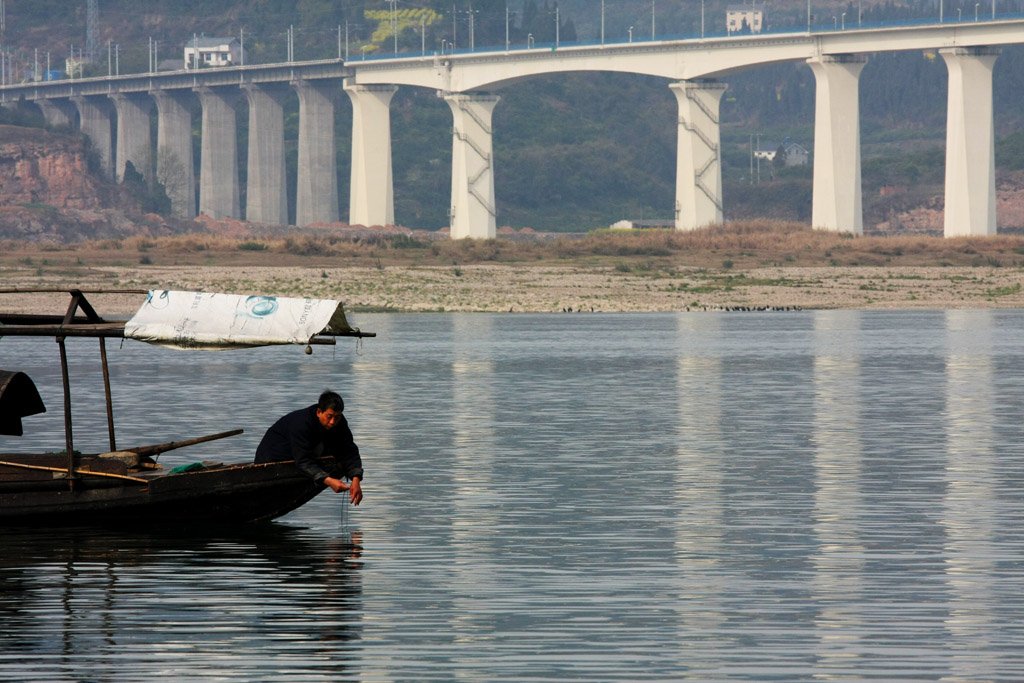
[0,288,374,486]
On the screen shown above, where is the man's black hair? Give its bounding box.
[318,390,344,413]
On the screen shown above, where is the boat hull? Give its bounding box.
[0,460,328,526]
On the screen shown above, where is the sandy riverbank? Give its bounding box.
[2,262,1023,315]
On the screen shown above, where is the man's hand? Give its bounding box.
[324,476,363,506]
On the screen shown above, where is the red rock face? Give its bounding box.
[0,125,110,210]
[0,124,203,243]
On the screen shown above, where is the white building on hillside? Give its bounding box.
[754,141,810,167]
[184,36,245,70]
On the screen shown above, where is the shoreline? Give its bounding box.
[2,263,1023,315]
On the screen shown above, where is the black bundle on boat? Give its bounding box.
[0,370,45,436]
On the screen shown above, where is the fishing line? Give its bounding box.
[340,492,349,530]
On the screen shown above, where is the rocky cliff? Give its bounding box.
[0,125,201,243]
[0,125,118,209]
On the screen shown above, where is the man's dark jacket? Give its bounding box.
[254,405,363,485]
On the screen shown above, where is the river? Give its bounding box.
[2,310,1024,680]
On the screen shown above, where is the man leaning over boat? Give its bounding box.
[255,391,363,505]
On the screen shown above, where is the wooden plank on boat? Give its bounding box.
[0,468,52,482]
[78,459,129,476]
[0,459,147,482]
[0,323,127,337]
[0,454,70,469]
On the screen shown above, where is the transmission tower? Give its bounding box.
[86,0,99,61]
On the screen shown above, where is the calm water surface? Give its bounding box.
[2,310,1024,680]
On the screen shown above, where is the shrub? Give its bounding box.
[284,236,334,256]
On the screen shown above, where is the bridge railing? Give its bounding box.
[3,10,1023,84]
[353,11,1024,64]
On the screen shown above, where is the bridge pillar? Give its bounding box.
[36,98,77,128]
[72,96,114,179]
[941,47,1000,237]
[195,87,240,220]
[443,92,500,239]
[294,79,340,226]
[243,84,290,226]
[345,82,397,228]
[670,80,727,230]
[110,92,154,183]
[152,90,196,219]
[807,55,867,234]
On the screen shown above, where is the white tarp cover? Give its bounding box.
[124,290,350,349]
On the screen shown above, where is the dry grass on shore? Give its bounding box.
[2,219,1024,269]
[3,221,1024,313]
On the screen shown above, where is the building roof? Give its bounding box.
[186,37,240,49]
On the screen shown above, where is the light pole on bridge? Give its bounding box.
[388,0,397,56]
[628,26,633,43]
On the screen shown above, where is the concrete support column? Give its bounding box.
[941,47,1000,237]
[293,79,339,226]
[443,92,500,239]
[72,96,115,179]
[110,92,154,183]
[195,86,240,220]
[807,54,867,234]
[345,82,398,228]
[37,98,77,128]
[242,84,290,226]
[670,80,727,230]
[152,90,196,219]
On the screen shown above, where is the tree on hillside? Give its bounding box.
[774,143,787,169]
[122,161,172,216]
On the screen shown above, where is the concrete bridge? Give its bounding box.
[2,17,1022,238]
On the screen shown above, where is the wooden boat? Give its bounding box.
[0,288,373,526]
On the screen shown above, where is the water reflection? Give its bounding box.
[811,310,866,672]
[943,309,998,678]
[349,313,397,532]
[5,312,1024,679]
[448,315,499,677]
[674,314,727,649]
[0,525,363,681]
